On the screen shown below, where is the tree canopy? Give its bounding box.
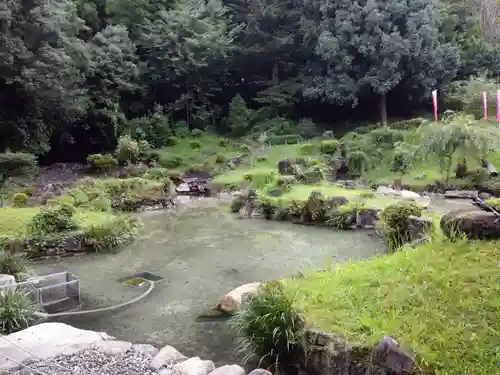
[0,0,498,159]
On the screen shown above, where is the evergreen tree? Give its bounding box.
[305,0,460,124]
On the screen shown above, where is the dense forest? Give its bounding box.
[1,0,499,162]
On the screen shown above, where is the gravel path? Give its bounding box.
[17,349,166,375]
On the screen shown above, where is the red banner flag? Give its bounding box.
[483,92,488,121]
[497,91,500,128]
[432,90,438,121]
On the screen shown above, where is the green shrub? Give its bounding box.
[189,140,201,149]
[369,127,405,147]
[121,163,148,178]
[360,191,376,199]
[144,167,171,181]
[166,170,182,183]
[219,138,229,147]
[185,164,202,173]
[174,121,190,137]
[83,216,140,253]
[285,191,329,224]
[276,176,296,189]
[166,136,179,146]
[326,202,359,229]
[467,167,489,185]
[319,139,339,154]
[87,154,118,172]
[230,197,245,213]
[12,193,28,208]
[485,197,500,210]
[268,134,301,145]
[0,285,40,334]
[0,152,37,177]
[243,171,276,189]
[160,154,183,168]
[126,110,171,148]
[295,157,317,168]
[391,147,413,177]
[116,135,140,164]
[478,177,500,196]
[297,166,323,185]
[27,204,78,236]
[240,144,252,153]
[300,143,316,155]
[297,118,318,138]
[40,191,55,205]
[144,150,161,164]
[215,154,228,164]
[191,128,204,138]
[230,282,303,366]
[138,140,152,158]
[22,186,36,196]
[379,201,424,251]
[346,151,371,176]
[256,156,267,163]
[0,252,28,281]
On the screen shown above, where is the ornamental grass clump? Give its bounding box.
[230,282,304,368]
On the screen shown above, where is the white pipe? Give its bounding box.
[34,279,157,318]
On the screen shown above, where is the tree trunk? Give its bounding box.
[380,93,388,125]
[272,58,280,85]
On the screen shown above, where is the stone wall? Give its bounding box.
[298,329,414,375]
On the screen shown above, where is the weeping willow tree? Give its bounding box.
[417,111,499,183]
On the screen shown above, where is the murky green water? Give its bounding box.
[34,198,384,366]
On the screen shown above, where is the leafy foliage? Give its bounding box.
[0,252,28,281]
[87,154,118,172]
[12,193,28,208]
[0,285,41,334]
[230,282,303,367]
[27,205,78,236]
[417,112,499,183]
[378,201,424,251]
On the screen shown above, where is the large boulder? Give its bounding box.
[209,364,246,375]
[444,190,478,199]
[218,282,261,314]
[0,274,16,287]
[173,357,215,375]
[150,345,187,370]
[0,323,113,372]
[441,208,500,239]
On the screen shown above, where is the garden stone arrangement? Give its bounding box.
[1,323,264,375]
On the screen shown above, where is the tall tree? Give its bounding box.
[139,0,240,127]
[0,0,89,152]
[305,0,460,124]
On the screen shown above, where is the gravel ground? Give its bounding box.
[16,349,168,375]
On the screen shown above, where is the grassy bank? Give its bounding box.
[286,238,500,374]
[0,207,118,237]
[156,133,242,171]
[0,205,139,255]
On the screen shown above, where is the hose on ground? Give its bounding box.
[34,279,157,318]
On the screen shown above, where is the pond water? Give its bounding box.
[34,198,385,366]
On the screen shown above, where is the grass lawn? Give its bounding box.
[0,207,118,237]
[157,133,241,170]
[278,184,397,209]
[286,239,500,374]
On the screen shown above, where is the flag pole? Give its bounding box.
[483,92,488,121]
[432,90,438,121]
[497,91,500,130]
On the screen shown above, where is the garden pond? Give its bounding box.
[33,197,386,366]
